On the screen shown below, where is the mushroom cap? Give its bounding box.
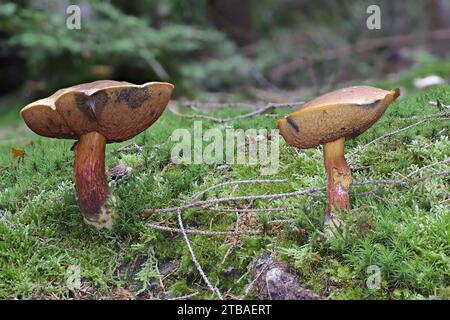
[20,80,174,143]
[276,86,400,148]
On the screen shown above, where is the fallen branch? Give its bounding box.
[240,260,270,300]
[415,170,450,183]
[169,292,200,300]
[231,102,303,120]
[147,222,259,236]
[429,100,450,110]
[349,114,449,158]
[190,179,288,202]
[115,143,143,153]
[221,207,246,265]
[407,158,450,178]
[151,179,407,214]
[154,187,324,214]
[169,101,302,123]
[267,219,296,224]
[168,105,226,123]
[202,207,289,213]
[352,180,407,187]
[178,100,264,110]
[0,210,15,229]
[177,208,224,300]
[399,111,450,121]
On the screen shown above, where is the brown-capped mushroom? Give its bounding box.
[277,86,400,227]
[20,80,174,229]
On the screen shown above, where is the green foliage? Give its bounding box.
[0,1,229,92]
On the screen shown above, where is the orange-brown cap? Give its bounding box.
[20,80,174,142]
[276,86,400,148]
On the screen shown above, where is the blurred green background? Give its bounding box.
[1,0,450,104]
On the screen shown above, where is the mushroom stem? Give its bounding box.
[323,137,352,226]
[74,131,112,229]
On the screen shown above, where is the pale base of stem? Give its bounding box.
[83,207,113,230]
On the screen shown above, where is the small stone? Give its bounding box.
[110,164,132,182]
[251,256,323,300]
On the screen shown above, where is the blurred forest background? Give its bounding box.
[1,0,450,104]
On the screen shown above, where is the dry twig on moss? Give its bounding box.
[169,101,302,123]
[202,207,289,212]
[154,186,325,214]
[398,111,450,121]
[349,114,450,158]
[407,158,450,178]
[190,179,288,201]
[169,292,200,300]
[429,100,450,110]
[147,222,258,236]
[149,179,408,214]
[177,208,224,300]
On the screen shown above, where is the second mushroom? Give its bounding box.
[277,86,400,227]
[21,80,174,229]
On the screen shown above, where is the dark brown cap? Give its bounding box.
[276,86,400,148]
[20,80,174,142]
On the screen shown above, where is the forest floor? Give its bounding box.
[0,84,449,300]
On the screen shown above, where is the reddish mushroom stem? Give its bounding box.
[323,137,352,226]
[74,131,111,228]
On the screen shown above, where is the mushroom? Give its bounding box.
[20,80,174,229]
[276,86,400,227]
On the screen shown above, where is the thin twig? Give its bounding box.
[169,101,302,123]
[147,222,257,236]
[168,105,226,122]
[267,219,296,224]
[155,187,324,214]
[169,292,199,300]
[415,170,450,183]
[190,179,288,202]
[177,209,224,300]
[221,210,241,264]
[203,207,289,212]
[179,101,264,110]
[151,180,406,214]
[116,143,143,153]
[0,210,15,229]
[240,263,270,300]
[429,100,450,110]
[349,116,448,158]
[407,158,450,178]
[399,111,450,121]
[232,102,303,120]
[352,180,407,187]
